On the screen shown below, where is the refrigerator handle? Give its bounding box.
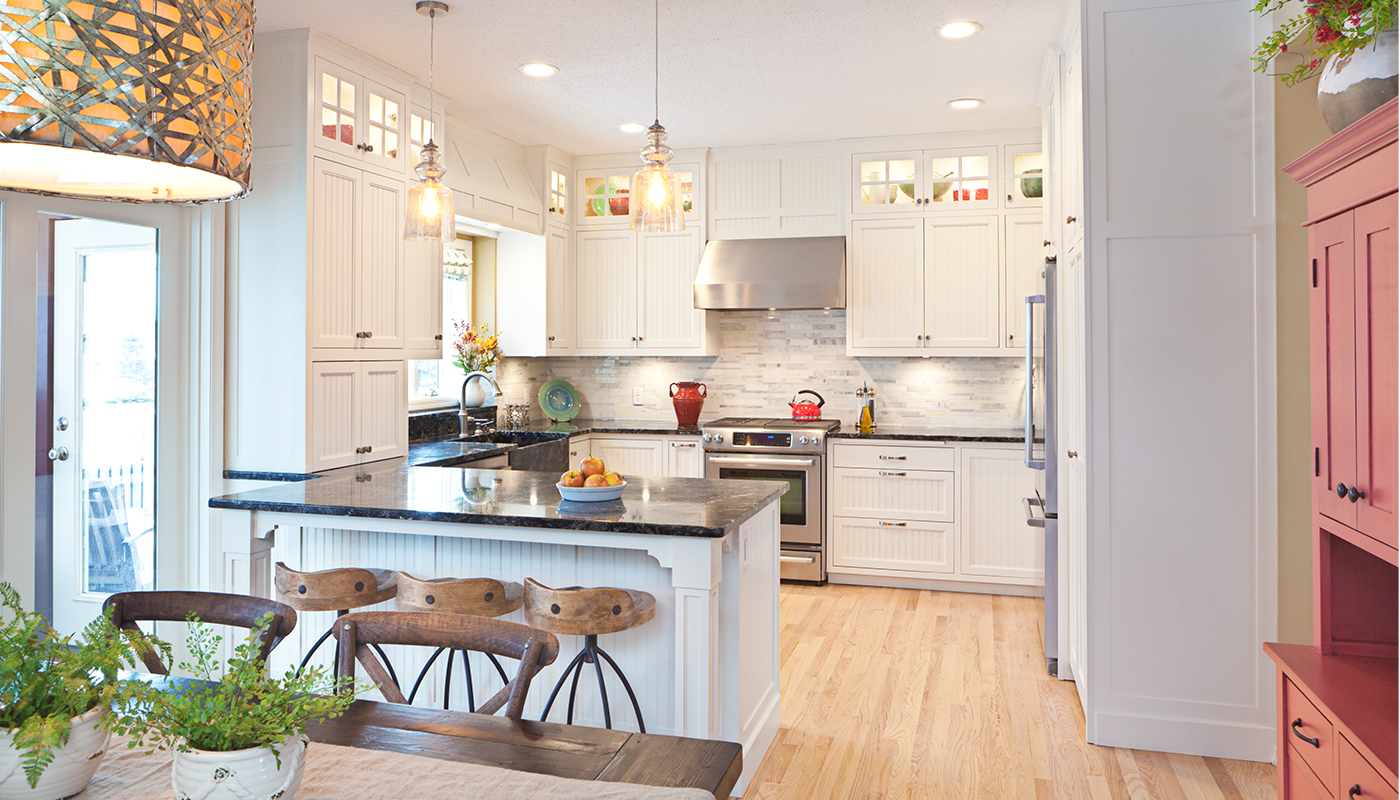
[1025,295,1046,469]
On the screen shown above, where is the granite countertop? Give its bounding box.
[210,464,786,538]
[828,424,1025,443]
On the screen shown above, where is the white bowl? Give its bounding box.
[557,480,626,502]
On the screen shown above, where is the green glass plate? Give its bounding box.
[539,379,581,422]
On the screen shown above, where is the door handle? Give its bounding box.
[707,456,816,467]
[47,447,70,462]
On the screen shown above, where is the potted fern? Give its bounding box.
[125,615,357,800]
[0,582,166,800]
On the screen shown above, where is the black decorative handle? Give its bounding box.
[1290,718,1320,748]
[1349,485,1366,503]
[1348,785,1362,799]
[1337,482,1349,498]
[796,389,825,407]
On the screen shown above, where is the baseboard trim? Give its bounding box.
[1091,711,1276,763]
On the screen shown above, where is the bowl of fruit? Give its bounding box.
[558,456,626,501]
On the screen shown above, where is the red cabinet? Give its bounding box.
[1269,98,1397,800]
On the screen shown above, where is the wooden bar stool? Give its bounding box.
[395,572,524,711]
[274,562,399,683]
[524,578,656,732]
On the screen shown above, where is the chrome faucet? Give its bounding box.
[460,372,505,437]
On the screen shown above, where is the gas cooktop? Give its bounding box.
[704,417,841,431]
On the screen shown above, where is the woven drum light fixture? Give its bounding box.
[0,0,254,203]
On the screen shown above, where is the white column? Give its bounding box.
[221,509,276,598]
[668,535,724,739]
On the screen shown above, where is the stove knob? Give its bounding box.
[811,435,821,445]
[702,433,712,442]
[715,434,724,443]
[798,436,809,445]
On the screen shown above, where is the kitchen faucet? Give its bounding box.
[460,372,505,437]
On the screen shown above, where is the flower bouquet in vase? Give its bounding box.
[451,320,504,408]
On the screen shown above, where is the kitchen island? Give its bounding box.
[210,464,782,798]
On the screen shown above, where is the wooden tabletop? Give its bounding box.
[310,699,743,799]
[139,675,741,799]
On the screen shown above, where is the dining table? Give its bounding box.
[122,674,742,800]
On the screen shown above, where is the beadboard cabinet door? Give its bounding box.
[357,174,405,349]
[545,225,573,351]
[1005,214,1046,349]
[403,237,443,356]
[309,361,407,471]
[574,229,638,350]
[586,436,666,478]
[666,437,705,478]
[829,467,954,522]
[639,228,705,350]
[830,517,954,574]
[923,215,1000,350]
[849,218,924,349]
[360,361,408,462]
[310,160,361,350]
[958,447,1041,580]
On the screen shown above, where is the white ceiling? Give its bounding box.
[256,0,1066,156]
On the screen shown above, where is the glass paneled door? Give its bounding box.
[50,217,161,636]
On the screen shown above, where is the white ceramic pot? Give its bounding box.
[461,377,486,408]
[1318,29,1399,133]
[0,706,111,800]
[171,734,308,800]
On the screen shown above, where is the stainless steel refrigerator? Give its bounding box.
[1024,257,1058,676]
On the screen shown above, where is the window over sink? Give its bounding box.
[409,240,472,409]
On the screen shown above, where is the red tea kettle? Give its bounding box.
[789,390,825,420]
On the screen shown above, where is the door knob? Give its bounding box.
[56,416,69,431]
[1337,482,1349,498]
[1348,485,1366,503]
[48,447,69,462]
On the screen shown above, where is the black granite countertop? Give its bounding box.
[469,418,715,437]
[829,425,1026,443]
[405,439,517,467]
[209,464,786,538]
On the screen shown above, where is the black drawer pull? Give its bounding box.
[1348,785,1361,799]
[1290,717,1320,748]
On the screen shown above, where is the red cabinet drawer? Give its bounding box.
[1286,742,1333,800]
[1340,734,1398,800]
[1286,677,1337,789]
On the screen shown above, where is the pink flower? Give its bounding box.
[1280,42,1288,52]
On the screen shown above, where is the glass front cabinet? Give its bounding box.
[577,164,699,226]
[314,57,406,175]
[1004,144,1045,208]
[851,147,999,214]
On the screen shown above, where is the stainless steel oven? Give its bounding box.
[701,417,836,583]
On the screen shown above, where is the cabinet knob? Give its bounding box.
[364,445,372,453]
[434,334,443,341]
[355,446,364,454]
[356,143,375,153]
[1348,485,1366,503]
[47,446,69,462]
[1067,450,1078,459]
[915,198,924,206]
[355,331,364,339]
[1337,482,1349,498]
[1009,334,1015,340]
[916,335,924,342]
[364,331,372,339]
[548,336,556,342]
[1043,240,1053,247]
[637,336,643,342]
[1066,215,1077,224]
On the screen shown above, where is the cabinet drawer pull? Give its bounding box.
[1348,785,1362,800]
[1290,718,1320,748]
[671,442,696,448]
[878,455,907,461]
[878,471,907,477]
[877,521,908,527]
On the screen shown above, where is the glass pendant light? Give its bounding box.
[0,0,254,203]
[629,0,684,233]
[405,1,455,242]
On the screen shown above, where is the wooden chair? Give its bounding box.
[332,611,558,720]
[395,573,525,711]
[274,562,398,682]
[103,591,297,675]
[523,578,656,732]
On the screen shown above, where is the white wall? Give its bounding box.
[1080,0,1278,761]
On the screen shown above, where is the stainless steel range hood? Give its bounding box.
[693,236,846,310]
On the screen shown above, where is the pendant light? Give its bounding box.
[0,0,253,203]
[405,0,455,242]
[629,0,684,233]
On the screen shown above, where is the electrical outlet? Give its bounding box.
[632,387,644,405]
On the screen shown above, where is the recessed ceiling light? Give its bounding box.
[519,62,559,78]
[939,21,983,39]
[620,122,647,133]
[947,98,984,109]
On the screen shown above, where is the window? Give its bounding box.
[409,240,472,408]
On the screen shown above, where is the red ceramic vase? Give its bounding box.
[669,381,707,427]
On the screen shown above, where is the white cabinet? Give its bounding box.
[576,159,702,229]
[309,361,407,471]
[309,158,407,350]
[827,440,1042,594]
[574,228,712,354]
[708,143,841,239]
[1061,27,1084,254]
[313,56,407,176]
[404,236,444,354]
[666,437,705,478]
[848,216,1002,353]
[585,436,666,477]
[1004,144,1045,209]
[1005,214,1046,349]
[851,146,999,214]
[544,225,573,351]
[496,222,572,357]
[957,447,1040,580]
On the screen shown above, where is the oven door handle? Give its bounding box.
[707,456,817,467]
[780,554,818,564]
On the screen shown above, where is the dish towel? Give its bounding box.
[73,736,714,800]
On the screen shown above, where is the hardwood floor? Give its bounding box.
[744,584,1277,800]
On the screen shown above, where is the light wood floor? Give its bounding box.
[743,584,1277,800]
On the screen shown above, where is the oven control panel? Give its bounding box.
[701,426,830,452]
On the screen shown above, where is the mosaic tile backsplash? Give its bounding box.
[491,310,1026,429]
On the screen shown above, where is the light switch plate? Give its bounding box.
[632,387,644,405]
